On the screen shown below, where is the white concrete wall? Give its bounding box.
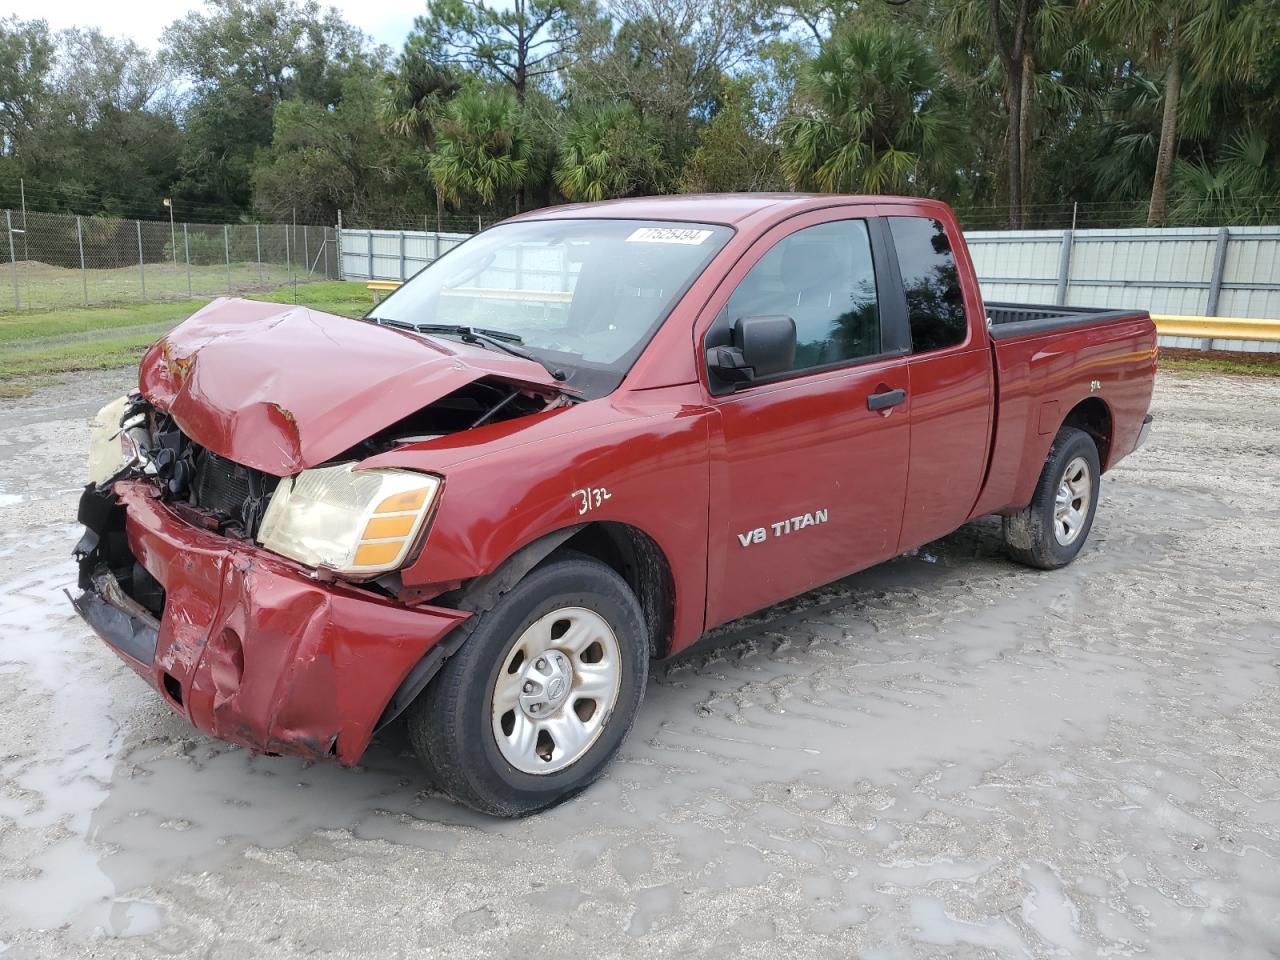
[966,225,1280,319]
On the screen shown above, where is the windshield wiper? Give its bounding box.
[365,317,567,382]
[364,315,420,332]
[453,327,569,382]
[413,323,525,344]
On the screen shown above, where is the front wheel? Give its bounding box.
[406,555,648,817]
[1003,426,1101,570]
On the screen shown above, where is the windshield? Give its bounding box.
[368,218,733,398]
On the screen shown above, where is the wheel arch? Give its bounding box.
[556,521,676,660]
[1061,396,1113,470]
[446,520,677,658]
[376,520,676,731]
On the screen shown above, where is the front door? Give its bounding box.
[702,213,913,627]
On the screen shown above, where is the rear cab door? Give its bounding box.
[882,205,995,552]
[696,204,916,627]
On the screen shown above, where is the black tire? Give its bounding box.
[1003,426,1102,570]
[406,555,648,817]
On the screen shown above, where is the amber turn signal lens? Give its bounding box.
[375,489,428,513]
[362,514,417,539]
[353,541,403,567]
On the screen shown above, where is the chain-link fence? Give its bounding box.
[337,211,511,235]
[1,209,338,312]
[953,198,1280,231]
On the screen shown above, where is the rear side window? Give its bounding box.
[888,217,967,353]
[726,219,881,371]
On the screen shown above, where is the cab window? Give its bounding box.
[887,217,968,353]
[725,219,881,372]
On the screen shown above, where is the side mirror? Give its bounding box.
[706,315,796,383]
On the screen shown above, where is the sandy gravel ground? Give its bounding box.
[0,369,1277,959]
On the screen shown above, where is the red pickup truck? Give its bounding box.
[73,194,1156,815]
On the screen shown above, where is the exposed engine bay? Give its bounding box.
[74,373,567,629]
[101,376,564,542]
[348,376,564,467]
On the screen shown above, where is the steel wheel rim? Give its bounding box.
[1053,456,1092,546]
[491,606,622,775]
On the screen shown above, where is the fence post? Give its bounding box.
[136,220,147,299]
[336,210,344,280]
[76,216,87,306]
[224,224,231,292]
[285,224,292,286]
[5,210,19,309]
[1054,229,1073,306]
[367,229,374,279]
[255,224,262,283]
[184,224,192,298]
[1206,227,1230,317]
[324,227,331,278]
[303,226,310,280]
[399,230,406,281]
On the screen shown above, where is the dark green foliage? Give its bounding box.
[554,105,665,201]
[0,0,1277,229]
[429,88,531,209]
[780,23,961,195]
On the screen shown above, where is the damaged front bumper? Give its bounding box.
[72,478,470,763]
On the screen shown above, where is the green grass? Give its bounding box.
[251,280,373,318]
[2,258,321,313]
[0,299,214,344]
[0,333,162,378]
[0,280,375,397]
[1159,355,1280,377]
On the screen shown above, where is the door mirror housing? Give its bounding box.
[707,315,796,384]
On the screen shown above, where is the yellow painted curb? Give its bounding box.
[1153,314,1280,343]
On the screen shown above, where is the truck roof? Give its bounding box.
[508,192,948,228]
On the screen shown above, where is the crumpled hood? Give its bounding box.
[139,298,567,476]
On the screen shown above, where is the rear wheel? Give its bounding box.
[1003,426,1101,570]
[407,555,647,817]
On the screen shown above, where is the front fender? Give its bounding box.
[363,386,713,654]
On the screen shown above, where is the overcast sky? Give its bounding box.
[1,0,422,51]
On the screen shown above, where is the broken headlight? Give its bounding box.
[87,395,147,485]
[256,463,441,577]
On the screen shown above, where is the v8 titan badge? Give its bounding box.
[737,509,829,547]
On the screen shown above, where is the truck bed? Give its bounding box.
[969,301,1157,523]
[986,302,1149,340]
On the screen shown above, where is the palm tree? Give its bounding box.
[428,88,531,212]
[1086,0,1267,224]
[382,45,461,149]
[778,23,960,196]
[1171,130,1280,225]
[941,0,1094,228]
[1085,74,1163,214]
[553,105,664,202]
